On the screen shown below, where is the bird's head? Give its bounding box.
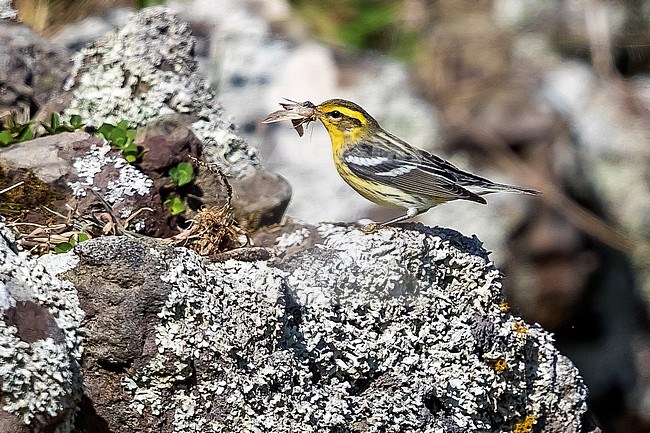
[314,99,380,143]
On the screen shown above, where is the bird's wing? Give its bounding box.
[341,140,487,204]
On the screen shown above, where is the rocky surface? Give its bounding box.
[0,0,17,20]
[0,225,83,433]
[0,222,589,432]
[61,7,256,178]
[0,8,291,240]
[2,1,646,431]
[58,6,291,230]
[0,130,171,237]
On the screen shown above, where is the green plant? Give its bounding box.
[55,232,89,253]
[289,0,417,60]
[1,112,86,146]
[136,0,167,8]
[169,162,195,187]
[164,195,186,216]
[0,113,34,146]
[337,1,398,49]
[98,120,144,163]
[42,113,84,134]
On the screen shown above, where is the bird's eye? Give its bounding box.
[329,110,342,119]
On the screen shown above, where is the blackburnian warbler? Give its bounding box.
[264,99,538,226]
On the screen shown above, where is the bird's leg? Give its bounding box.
[379,208,422,227]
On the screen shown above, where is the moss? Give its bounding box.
[0,166,66,226]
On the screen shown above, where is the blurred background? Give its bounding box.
[6,0,650,431]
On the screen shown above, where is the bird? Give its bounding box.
[265,98,538,226]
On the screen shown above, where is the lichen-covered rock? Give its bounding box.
[45,223,588,432]
[0,0,17,20]
[62,6,256,177]
[0,131,173,237]
[52,7,291,230]
[269,223,589,432]
[2,8,291,238]
[0,225,83,432]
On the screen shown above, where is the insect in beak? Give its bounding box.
[262,99,317,137]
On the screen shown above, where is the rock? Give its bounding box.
[61,7,257,178]
[68,236,174,432]
[0,20,70,116]
[136,114,203,176]
[230,170,291,230]
[0,131,175,237]
[27,222,591,432]
[51,7,291,229]
[0,0,17,20]
[1,8,292,239]
[0,225,83,432]
[0,130,91,184]
[137,114,291,232]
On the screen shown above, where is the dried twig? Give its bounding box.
[172,157,249,255]
[0,181,25,195]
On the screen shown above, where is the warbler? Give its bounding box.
[265,99,538,226]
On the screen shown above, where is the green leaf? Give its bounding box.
[57,233,90,253]
[97,120,140,162]
[55,242,74,253]
[70,115,83,128]
[98,123,115,138]
[169,162,194,186]
[17,125,34,142]
[0,130,16,146]
[73,232,89,243]
[124,143,139,155]
[164,196,186,215]
[51,113,60,131]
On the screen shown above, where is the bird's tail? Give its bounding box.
[481,182,539,195]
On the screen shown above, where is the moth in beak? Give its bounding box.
[262,99,317,137]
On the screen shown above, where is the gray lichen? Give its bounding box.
[122,223,588,432]
[68,140,153,201]
[62,7,257,176]
[0,224,83,430]
[0,0,17,20]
